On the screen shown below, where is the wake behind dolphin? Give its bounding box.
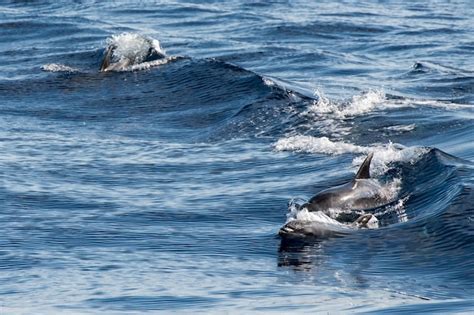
[280,153,399,238]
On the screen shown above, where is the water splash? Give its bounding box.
[306,89,386,119]
[106,32,165,65]
[351,144,428,177]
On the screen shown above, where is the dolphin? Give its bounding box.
[99,39,166,72]
[278,212,378,238]
[303,153,391,218]
[279,153,390,237]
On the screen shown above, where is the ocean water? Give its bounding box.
[1,0,473,314]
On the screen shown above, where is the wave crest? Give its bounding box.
[274,136,428,176]
[306,89,386,119]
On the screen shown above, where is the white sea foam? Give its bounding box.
[125,56,179,71]
[286,205,345,226]
[306,89,386,119]
[262,77,275,87]
[274,136,428,176]
[41,63,79,73]
[274,136,366,155]
[351,143,428,176]
[308,88,470,118]
[384,124,416,132]
[295,89,387,138]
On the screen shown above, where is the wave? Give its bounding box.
[305,89,386,119]
[35,33,472,145]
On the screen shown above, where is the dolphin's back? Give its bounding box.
[305,182,354,211]
[305,179,388,213]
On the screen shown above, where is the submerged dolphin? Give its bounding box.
[280,153,390,237]
[100,36,166,72]
[278,213,377,238]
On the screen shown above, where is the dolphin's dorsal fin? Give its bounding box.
[355,152,374,179]
[100,45,115,72]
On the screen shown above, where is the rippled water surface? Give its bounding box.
[1,1,473,313]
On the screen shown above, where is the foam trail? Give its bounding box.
[41,63,80,73]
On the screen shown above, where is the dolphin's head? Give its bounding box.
[279,219,350,239]
[99,34,166,72]
[146,46,166,61]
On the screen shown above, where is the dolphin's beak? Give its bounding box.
[100,45,116,72]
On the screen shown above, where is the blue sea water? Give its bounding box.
[1,0,473,313]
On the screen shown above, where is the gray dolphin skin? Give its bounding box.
[278,213,378,238]
[302,153,390,217]
[99,42,166,72]
[280,153,389,237]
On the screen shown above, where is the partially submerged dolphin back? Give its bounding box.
[99,33,166,72]
[99,44,116,72]
[302,152,388,216]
